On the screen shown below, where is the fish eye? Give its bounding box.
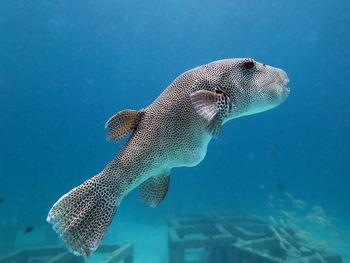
[242,60,255,70]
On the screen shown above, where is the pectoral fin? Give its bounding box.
[190,88,232,137]
[207,115,223,138]
[190,90,220,122]
[139,171,170,207]
[105,109,144,142]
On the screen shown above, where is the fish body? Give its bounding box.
[47,58,289,257]
[24,226,34,234]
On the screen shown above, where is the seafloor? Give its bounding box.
[0,190,349,263]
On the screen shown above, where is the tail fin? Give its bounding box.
[47,174,119,257]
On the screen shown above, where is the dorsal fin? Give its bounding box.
[105,109,143,142]
[139,171,170,208]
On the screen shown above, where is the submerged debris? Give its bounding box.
[263,188,349,262]
[276,181,287,194]
[293,199,307,209]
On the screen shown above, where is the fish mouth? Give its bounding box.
[269,75,289,104]
[278,69,290,93]
[279,80,290,103]
[267,78,290,96]
[282,77,290,93]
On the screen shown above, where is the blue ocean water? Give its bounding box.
[0,0,349,262]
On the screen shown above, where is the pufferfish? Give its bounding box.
[47,58,290,257]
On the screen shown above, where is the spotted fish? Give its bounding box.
[47,58,290,257]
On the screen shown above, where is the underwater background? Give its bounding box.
[0,0,349,262]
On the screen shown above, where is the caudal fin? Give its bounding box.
[47,174,119,257]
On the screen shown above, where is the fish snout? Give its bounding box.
[277,69,290,103]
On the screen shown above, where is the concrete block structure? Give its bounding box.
[168,213,343,263]
[0,243,133,263]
